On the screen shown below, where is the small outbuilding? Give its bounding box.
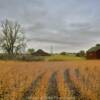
[87,44,100,59]
[32,49,50,56]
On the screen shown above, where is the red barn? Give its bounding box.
[87,44,100,59]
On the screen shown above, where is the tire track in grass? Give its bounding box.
[46,72,60,100]
[56,70,72,100]
[64,69,88,100]
[22,72,45,100]
[71,69,97,100]
[32,70,53,100]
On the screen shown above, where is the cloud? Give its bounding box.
[0,0,100,52]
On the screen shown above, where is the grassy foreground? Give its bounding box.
[0,61,99,100]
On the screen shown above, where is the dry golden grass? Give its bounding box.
[0,60,99,100]
[56,70,72,100]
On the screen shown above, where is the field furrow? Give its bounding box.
[22,72,45,100]
[32,70,53,100]
[56,70,72,100]
[64,69,88,100]
[46,72,60,100]
[70,69,97,100]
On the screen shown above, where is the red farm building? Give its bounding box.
[87,44,100,59]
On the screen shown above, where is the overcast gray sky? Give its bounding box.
[0,0,100,53]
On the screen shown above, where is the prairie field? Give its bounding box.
[0,61,100,100]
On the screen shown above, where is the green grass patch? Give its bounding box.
[46,54,85,61]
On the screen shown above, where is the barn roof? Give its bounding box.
[32,49,50,56]
[87,44,100,52]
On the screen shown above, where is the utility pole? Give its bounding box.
[50,45,53,55]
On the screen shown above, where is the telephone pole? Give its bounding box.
[50,45,53,55]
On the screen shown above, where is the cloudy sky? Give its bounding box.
[0,0,100,53]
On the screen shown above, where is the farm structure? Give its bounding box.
[87,44,100,59]
[32,49,50,56]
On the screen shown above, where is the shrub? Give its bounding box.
[0,54,45,61]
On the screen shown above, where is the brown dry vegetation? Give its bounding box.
[0,61,100,100]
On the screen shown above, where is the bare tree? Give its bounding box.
[0,19,26,55]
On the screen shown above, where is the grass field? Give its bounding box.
[0,61,100,100]
[46,54,85,61]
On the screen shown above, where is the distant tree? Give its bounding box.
[60,52,66,55]
[0,19,26,55]
[76,50,85,57]
[28,48,35,55]
[96,44,100,46]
